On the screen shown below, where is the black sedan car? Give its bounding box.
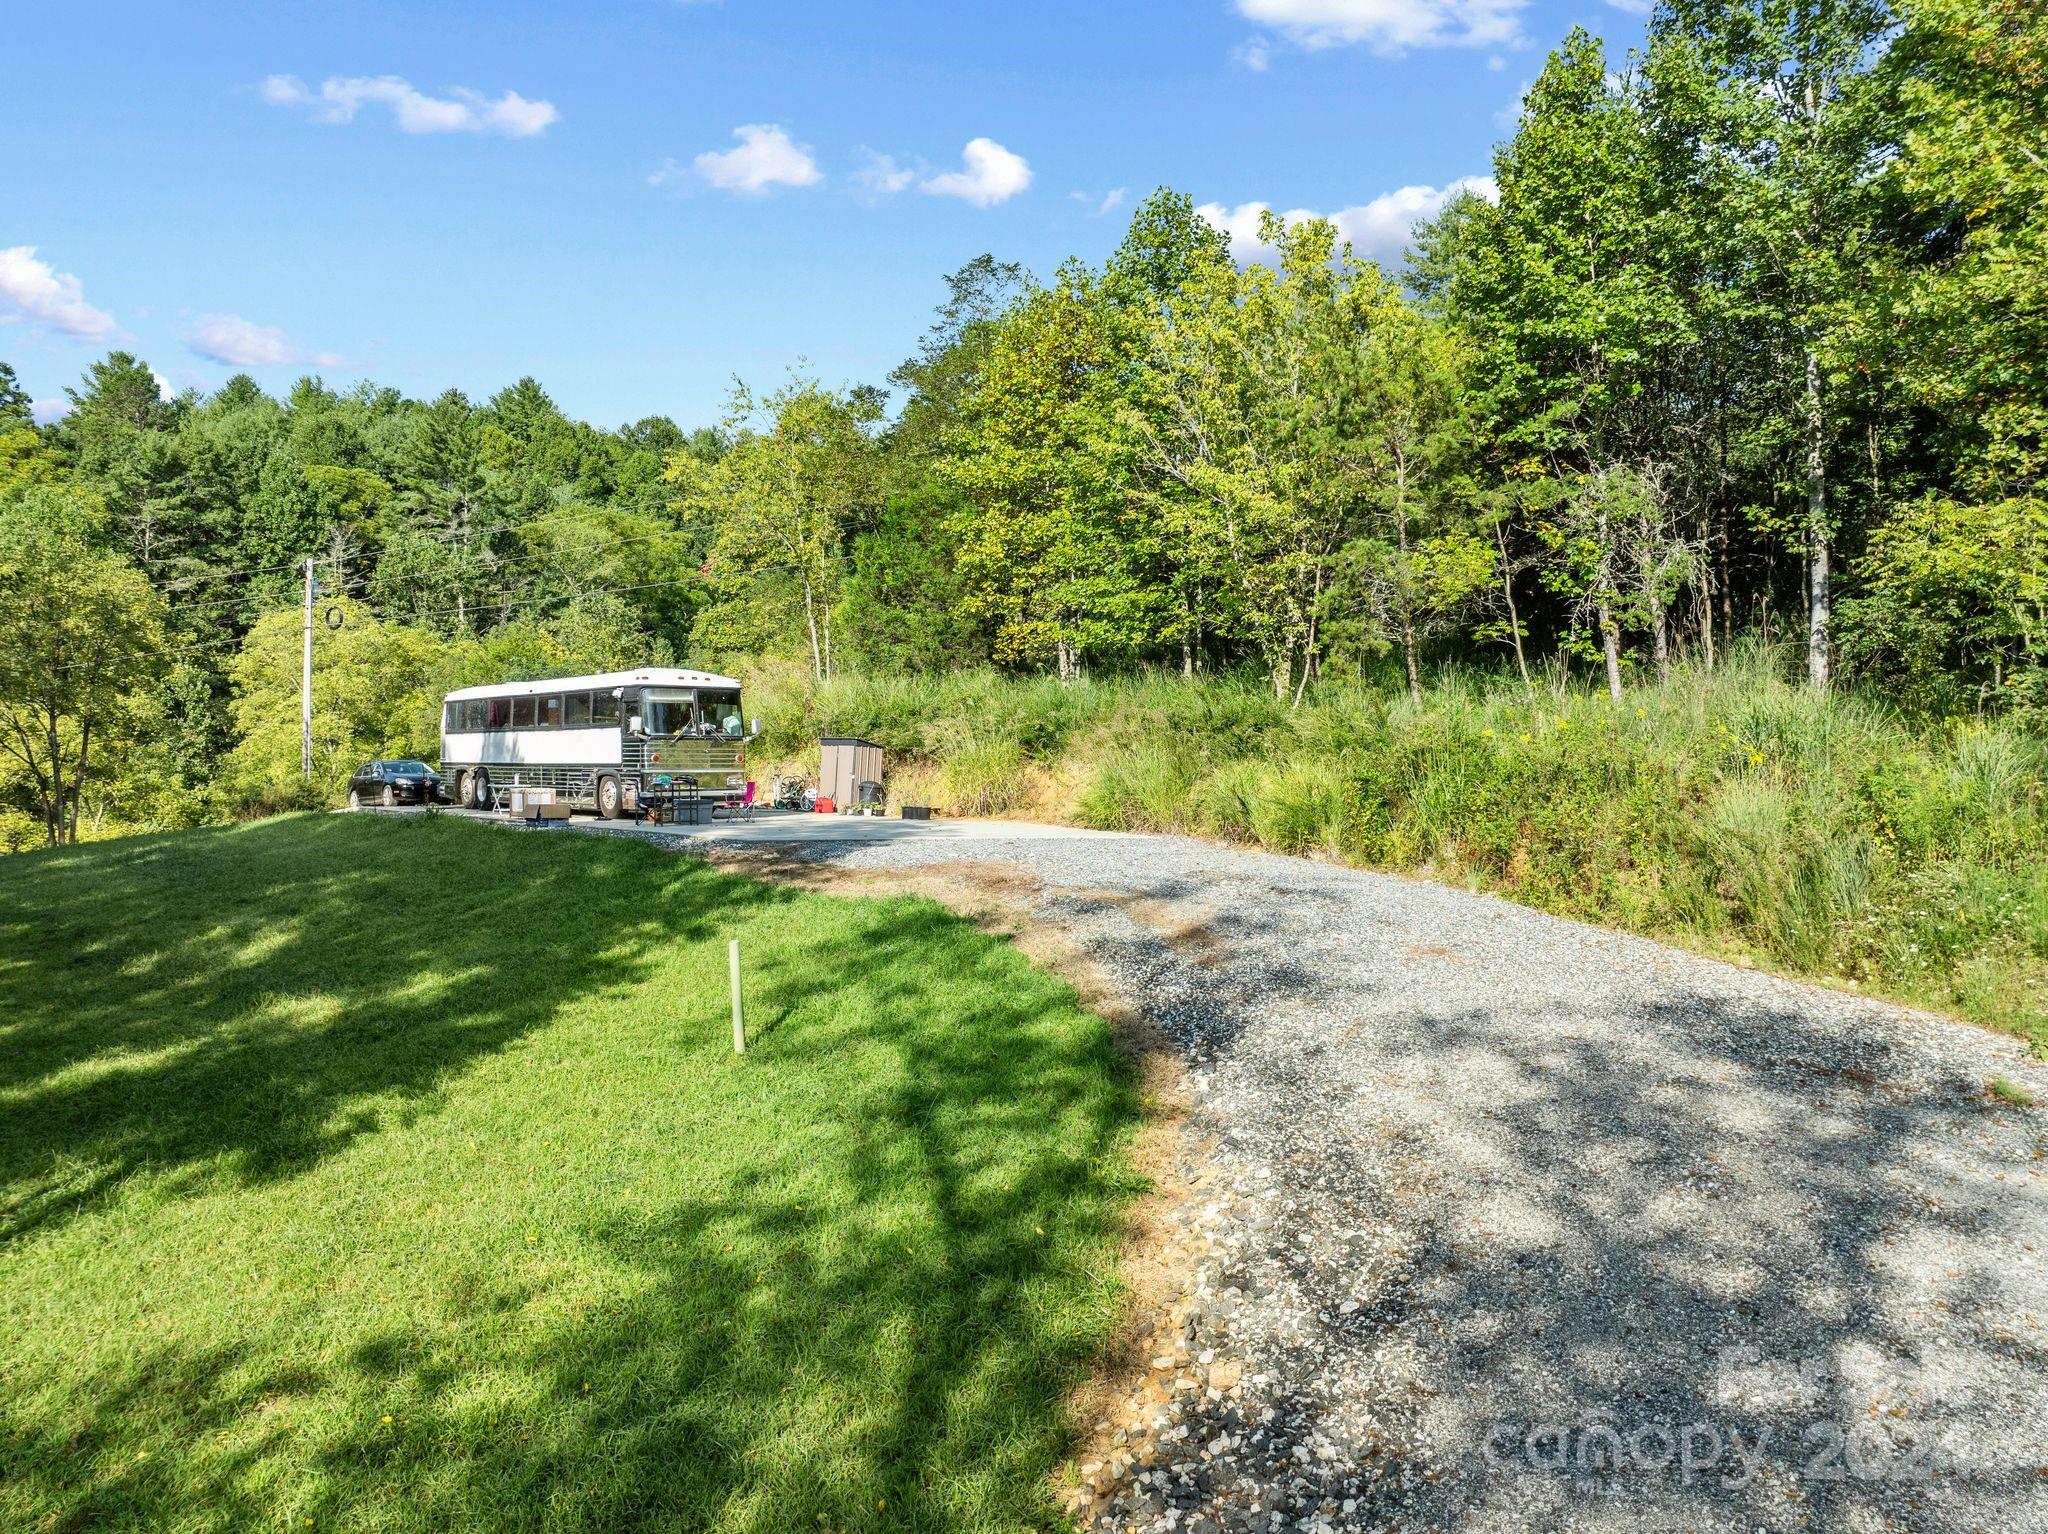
[346,760,444,809]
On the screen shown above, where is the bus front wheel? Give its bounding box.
[596,775,623,820]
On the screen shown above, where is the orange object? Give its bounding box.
[814,795,836,814]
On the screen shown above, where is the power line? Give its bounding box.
[19,556,835,677]
[153,510,699,616]
[160,523,695,621]
[140,547,339,580]
[16,629,248,678]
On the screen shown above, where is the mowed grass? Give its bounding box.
[0,813,1138,1533]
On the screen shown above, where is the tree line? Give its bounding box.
[1,0,2041,844]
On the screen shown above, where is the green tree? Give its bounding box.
[1839,494,2048,712]
[668,377,882,679]
[0,362,31,429]
[1105,191,1240,675]
[1345,290,1481,702]
[949,265,1161,681]
[1130,215,1404,701]
[1655,0,1896,685]
[837,487,988,672]
[1429,28,1720,685]
[384,390,497,629]
[0,484,167,843]
[888,255,1028,467]
[221,598,443,804]
[1888,0,2048,495]
[49,352,195,567]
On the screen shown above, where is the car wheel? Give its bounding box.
[596,775,623,820]
[348,789,362,811]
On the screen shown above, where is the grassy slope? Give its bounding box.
[749,650,2048,1051]
[0,814,1137,1533]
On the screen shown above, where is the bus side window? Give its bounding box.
[486,698,510,730]
[565,692,592,727]
[468,701,486,732]
[512,697,537,729]
[592,692,620,726]
[443,702,458,734]
[538,695,563,729]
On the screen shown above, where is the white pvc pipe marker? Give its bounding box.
[729,940,745,1054]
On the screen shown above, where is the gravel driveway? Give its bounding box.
[772,831,2048,1534]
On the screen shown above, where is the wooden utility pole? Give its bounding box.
[301,557,316,780]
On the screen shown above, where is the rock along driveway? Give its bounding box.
[771,830,2048,1534]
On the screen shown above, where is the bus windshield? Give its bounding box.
[640,689,744,737]
[641,691,697,737]
[699,692,743,738]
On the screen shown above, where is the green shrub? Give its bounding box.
[1075,746,1200,831]
[940,735,1030,816]
[1247,760,1351,856]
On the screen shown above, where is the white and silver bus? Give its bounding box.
[439,668,753,818]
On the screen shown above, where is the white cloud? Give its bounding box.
[261,74,558,137]
[152,371,175,403]
[854,151,917,198]
[1197,176,1497,268]
[1236,37,1274,70]
[187,313,339,369]
[1603,0,1652,12]
[1196,201,1283,265]
[1071,187,1128,217]
[0,246,120,340]
[30,398,67,425]
[1235,0,1525,53]
[689,124,822,194]
[920,138,1032,207]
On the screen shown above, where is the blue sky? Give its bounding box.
[2,0,1646,431]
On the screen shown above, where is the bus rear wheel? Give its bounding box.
[465,771,490,810]
[596,775,623,820]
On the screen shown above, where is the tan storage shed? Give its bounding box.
[819,737,884,810]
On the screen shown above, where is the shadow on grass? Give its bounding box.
[0,814,1140,1532]
[0,813,784,1243]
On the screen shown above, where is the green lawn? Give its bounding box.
[0,813,1137,1533]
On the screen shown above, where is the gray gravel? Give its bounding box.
[785,831,2048,1534]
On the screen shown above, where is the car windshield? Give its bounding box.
[389,761,430,776]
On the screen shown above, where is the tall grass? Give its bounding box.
[745,647,2048,1050]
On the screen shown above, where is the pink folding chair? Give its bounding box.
[724,780,758,822]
